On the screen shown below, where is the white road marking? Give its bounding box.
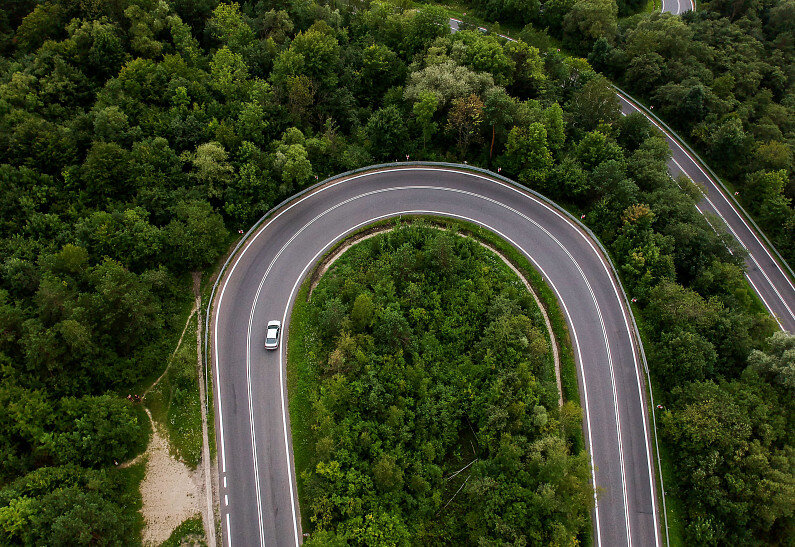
[628,103,790,332]
[213,309,228,476]
[668,155,795,323]
[225,514,231,547]
[621,95,795,302]
[246,181,644,545]
[218,166,662,547]
[694,202,786,330]
[268,206,606,545]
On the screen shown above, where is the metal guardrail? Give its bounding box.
[202,161,670,547]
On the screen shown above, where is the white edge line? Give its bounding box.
[214,302,227,476]
[219,166,660,546]
[625,98,793,330]
[251,177,640,546]
[695,198,786,330]
[699,191,795,321]
[587,218,658,547]
[669,156,795,323]
[273,207,605,545]
[225,513,231,547]
[622,95,795,299]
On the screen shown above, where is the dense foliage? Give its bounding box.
[660,335,795,544]
[0,463,144,545]
[441,0,795,540]
[0,0,790,541]
[299,225,591,544]
[591,4,795,265]
[469,0,795,264]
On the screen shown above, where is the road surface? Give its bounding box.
[616,93,795,333]
[212,166,661,546]
[661,0,692,15]
[211,14,795,547]
[450,18,794,333]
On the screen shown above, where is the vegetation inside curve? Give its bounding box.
[289,224,592,545]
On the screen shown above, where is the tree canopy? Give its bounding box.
[0,0,790,541]
[298,225,592,544]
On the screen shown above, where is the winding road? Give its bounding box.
[448,18,794,333]
[212,166,661,546]
[210,12,795,547]
[661,0,692,15]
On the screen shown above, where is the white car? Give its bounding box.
[265,320,281,350]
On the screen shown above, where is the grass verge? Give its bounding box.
[159,515,206,547]
[129,273,195,398]
[112,460,147,544]
[633,314,685,546]
[146,313,203,468]
[286,281,316,531]
[199,277,216,463]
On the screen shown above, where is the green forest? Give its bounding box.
[293,225,591,544]
[0,0,792,543]
[471,0,795,263]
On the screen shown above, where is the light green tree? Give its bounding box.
[563,0,618,53]
[207,2,255,52]
[505,123,553,184]
[413,92,439,152]
[209,46,249,99]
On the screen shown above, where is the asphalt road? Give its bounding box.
[449,18,794,332]
[211,17,795,547]
[617,94,795,333]
[212,166,661,547]
[661,0,692,14]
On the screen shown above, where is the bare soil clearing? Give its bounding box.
[140,417,203,546]
[125,274,216,546]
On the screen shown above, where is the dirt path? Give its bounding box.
[139,407,202,546]
[143,306,196,400]
[121,279,217,545]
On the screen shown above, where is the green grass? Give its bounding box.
[633,313,685,546]
[111,460,147,544]
[655,428,686,546]
[199,279,216,462]
[146,313,204,468]
[286,281,318,531]
[128,273,195,398]
[638,0,662,14]
[159,515,206,547]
